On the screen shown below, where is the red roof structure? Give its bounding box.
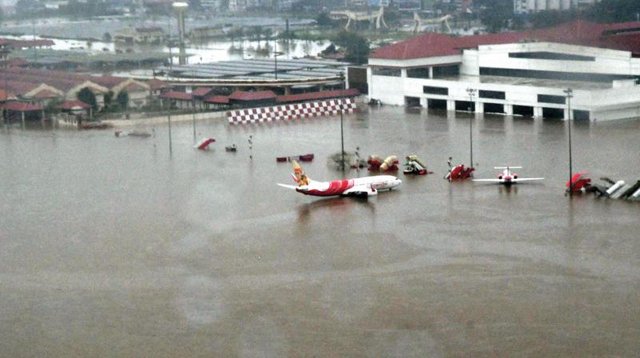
[146,78,169,91]
[191,87,213,97]
[371,20,640,61]
[277,88,360,103]
[159,90,193,101]
[59,100,91,110]
[203,95,230,104]
[228,90,277,101]
[0,89,12,101]
[1,101,44,111]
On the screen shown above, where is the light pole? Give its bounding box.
[564,87,573,195]
[466,88,476,169]
[273,51,283,80]
[340,72,346,171]
[192,98,196,142]
[172,2,188,65]
[168,107,173,155]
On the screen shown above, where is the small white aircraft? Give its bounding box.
[278,160,402,198]
[472,166,544,186]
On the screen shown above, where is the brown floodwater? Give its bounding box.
[1,106,639,356]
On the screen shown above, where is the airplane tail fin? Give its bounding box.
[291,160,310,186]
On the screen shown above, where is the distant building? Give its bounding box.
[514,0,600,14]
[114,27,166,45]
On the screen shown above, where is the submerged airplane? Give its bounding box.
[278,160,402,198]
[472,166,544,186]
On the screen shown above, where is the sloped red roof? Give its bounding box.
[30,88,60,99]
[159,90,193,101]
[203,95,229,104]
[1,101,43,111]
[192,87,213,97]
[372,33,460,60]
[228,90,277,101]
[371,20,640,60]
[277,88,360,103]
[59,100,91,110]
[147,78,169,91]
[0,89,12,101]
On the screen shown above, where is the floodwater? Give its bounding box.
[2,15,324,64]
[1,106,639,356]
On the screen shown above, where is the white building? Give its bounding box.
[514,0,600,14]
[367,20,640,121]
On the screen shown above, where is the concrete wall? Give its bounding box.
[477,43,640,78]
[369,72,640,121]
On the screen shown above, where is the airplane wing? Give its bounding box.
[472,179,502,183]
[342,184,378,198]
[277,183,299,190]
[511,177,544,182]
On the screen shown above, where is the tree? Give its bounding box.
[530,10,578,29]
[116,91,129,111]
[316,12,335,27]
[334,31,370,65]
[476,0,513,33]
[584,0,640,22]
[103,90,114,110]
[77,87,97,112]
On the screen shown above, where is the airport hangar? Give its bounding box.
[367,20,640,121]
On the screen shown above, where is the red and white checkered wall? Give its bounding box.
[227,98,356,124]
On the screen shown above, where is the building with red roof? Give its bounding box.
[368,20,640,121]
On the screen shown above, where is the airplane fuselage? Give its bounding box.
[296,175,402,197]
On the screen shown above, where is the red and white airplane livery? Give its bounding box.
[472,166,544,186]
[278,160,402,198]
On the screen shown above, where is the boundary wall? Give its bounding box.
[227,98,356,124]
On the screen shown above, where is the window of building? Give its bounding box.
[508,52,595,62]
[480,67,633,82]
[479,90,505,100]
[372,67,401,77]
[407,67,429,79]
[538,94,566,104]
[423,86,449,95]
[432,65,459,78]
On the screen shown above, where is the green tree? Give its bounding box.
[476,0,513,33]
[103,90,114,110]
[77,87,97,112]
[116,91,129,111]
[316,12,335,27]
[585,0,640,22]
[334,31,370,65]
[531,10,578,28]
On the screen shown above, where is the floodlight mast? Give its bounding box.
[172,2,188,65]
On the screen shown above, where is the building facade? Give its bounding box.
[367,20,640,121]
[514,0,600,14]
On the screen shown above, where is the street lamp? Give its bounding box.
[466,87,476,169]
[564,87,573,195]
[273,51,283,80]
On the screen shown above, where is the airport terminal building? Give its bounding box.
[367,21,640,121]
